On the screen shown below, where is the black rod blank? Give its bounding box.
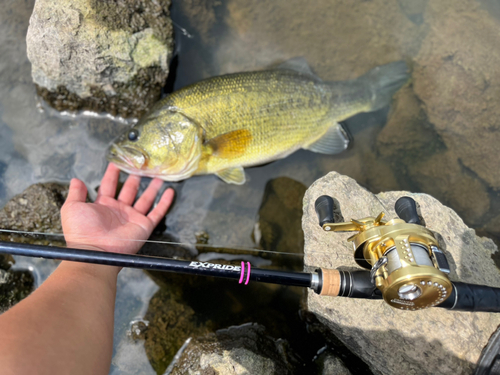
[0,241,312,288]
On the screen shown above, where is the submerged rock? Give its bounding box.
[413,1,500,191]
[26,0,174,118]
[141,177,322,373]
[0,183,66,311]
[142,286,210,375]
[168,323,303,375]
[254,177,306,254]
[0,254,34,313]
[142,267,315,374]
[302,172,500,375]
[0,182,68,245]
[253,177,307,269]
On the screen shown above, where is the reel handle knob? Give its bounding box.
[395,196,421,225]
[315,195,335,227]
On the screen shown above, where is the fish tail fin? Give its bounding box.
[360,61,410,111]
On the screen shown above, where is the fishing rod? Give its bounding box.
[0,196,499,312]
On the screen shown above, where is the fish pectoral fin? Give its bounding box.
[304,122,350,154]
[206,129,252,159]
[216,167,246,185]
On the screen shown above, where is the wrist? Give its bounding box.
[57,261,120,290]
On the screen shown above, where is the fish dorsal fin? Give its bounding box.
[304,122,350,154]
[277,57,321,80]
[206,129,252,158]
[216,167,246,185]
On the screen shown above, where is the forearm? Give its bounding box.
[0,261,119,375]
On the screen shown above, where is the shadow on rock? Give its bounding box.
[305,309,473,374]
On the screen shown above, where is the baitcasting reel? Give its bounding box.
[314,196,453,311]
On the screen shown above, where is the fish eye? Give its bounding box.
[128,129,139,141]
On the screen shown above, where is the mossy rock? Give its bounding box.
[27,0,174,118]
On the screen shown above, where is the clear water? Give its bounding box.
[2,0,500,373]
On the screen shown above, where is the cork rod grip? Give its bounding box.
[319,268,341,296]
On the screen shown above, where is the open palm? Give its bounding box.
[61,164,174,254]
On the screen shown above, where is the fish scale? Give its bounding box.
[107,60,409,184]
[167,70,354,171]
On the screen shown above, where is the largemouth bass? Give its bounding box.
[107,59,409,184]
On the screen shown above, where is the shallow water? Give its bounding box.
[2,0,500,373]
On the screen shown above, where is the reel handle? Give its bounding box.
[315,195,335,227]
[395,196,421,225]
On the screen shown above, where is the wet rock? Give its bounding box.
[143,287,210,375]
[413,0,500,190]
[0,182,68,245]
[302,172,500,375]
[408,151,491,226]
[301,308,373,374]
[26,0,174,118]
[144,177,321,373]
[253,177,307,269]
[219,0,423,77]
[0,182,68,310]
[0,255,34,313]
[254,177,306,253]
[398,0,428,25]
[315,350,353,375]
[168,323,303,375]
[375,87,491,227]
[142,268,313,374]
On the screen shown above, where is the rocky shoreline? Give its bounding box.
[302,172,500,375]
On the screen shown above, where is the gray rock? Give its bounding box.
[26,0,174,118]
[302,172,500,375]
[316,350,352,375]
[168,323,303,375]
[0,182,68,245]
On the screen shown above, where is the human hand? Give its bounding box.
[61,163,174,254]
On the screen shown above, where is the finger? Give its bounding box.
[133,178,164,214]
[117,174,141,205]
[64,179,88,204]
[96,163,120,200]
[147,188,175,227]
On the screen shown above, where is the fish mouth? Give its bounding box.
[107,143,148,170]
